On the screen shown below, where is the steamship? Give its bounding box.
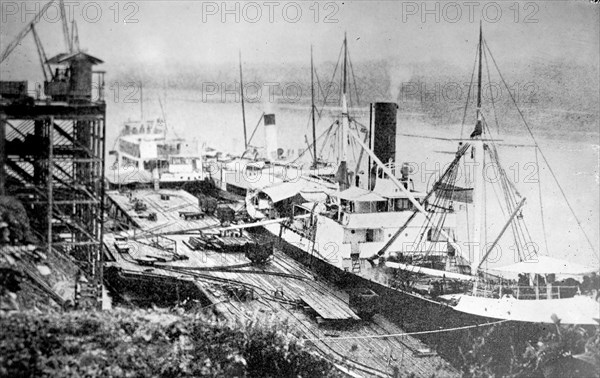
[245,31,600,327]
[207,113,338,201]
[206,49,339,199]
[107,117,204,188]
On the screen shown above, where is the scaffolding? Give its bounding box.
[1,59,106,308]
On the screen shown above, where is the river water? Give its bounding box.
[105,87,599,269]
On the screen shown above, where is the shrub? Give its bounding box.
[0,309,343,377]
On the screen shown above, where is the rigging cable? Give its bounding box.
[314,67,327,110]
[489,141,527,260]
[347,43,361,107]
[463,151,471,254]
[460,43,480,140]
[317,42,344,127]
[486,132,538,260]
[307,319,509,341]
[484,39,598,261]
[490,145,521,259]
[317,41,345,162]
[319,121,339,161]
[291,121,336,165]
[483,41,501,136]
[535,147,550,256]
[480,44,533,260]
[407,152,460,273]
[483,141,488,271]
[480,113,530,260]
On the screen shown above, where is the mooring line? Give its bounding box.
[306,319,509,341]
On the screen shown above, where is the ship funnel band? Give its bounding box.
[264,114,276,126]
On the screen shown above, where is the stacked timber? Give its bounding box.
[186,237,207,251]
[179,211,205,220]
[186,233,256,253]
[210,234,252,253]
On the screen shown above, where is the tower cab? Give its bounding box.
[44,51,104,103]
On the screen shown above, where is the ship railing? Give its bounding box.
[472,283,580,300]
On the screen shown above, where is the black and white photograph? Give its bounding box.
[1,0,599,376]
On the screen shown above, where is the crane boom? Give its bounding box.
[0,0,57,64]
[71,20,80,52]
[59,0,72,52]
[31,25,50,81]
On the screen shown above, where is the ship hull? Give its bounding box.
[253,220,600,324]
[249,224,529,367]
[250,224,497,341]
[249,223,583,367]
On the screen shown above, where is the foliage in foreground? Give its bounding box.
[0,196,36,245]
[0,308,343,378]
[458,320,600,378]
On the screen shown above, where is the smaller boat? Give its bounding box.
[107,117,204,188]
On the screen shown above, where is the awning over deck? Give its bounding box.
[261,181,307,203]
[260,179,335,203]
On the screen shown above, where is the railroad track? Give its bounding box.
[117,245,416,377]
[157,264,395,377]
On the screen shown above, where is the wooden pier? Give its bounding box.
[104,188,458,377]
[301,293,361,321]
[106,189,222,234]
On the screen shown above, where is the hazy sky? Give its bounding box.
[1,0,599,79]
[1,0,598,264]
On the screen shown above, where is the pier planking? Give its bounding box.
[106,189,221,234]
[103,188,458,377]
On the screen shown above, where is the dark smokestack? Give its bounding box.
[264,114,276,126]
[372,102,398,165]
[264,114,277,160]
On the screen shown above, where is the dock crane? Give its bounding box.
[0,0,101,103]
[0,0,79,80]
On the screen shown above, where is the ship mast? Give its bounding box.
[476,22,483,123]
[335,33,350,190]
[311,45,318,168]
[470,22,486,273]
[341,33,349,162]
[239,50,248,150]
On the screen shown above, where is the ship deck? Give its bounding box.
[103,188,458,377]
